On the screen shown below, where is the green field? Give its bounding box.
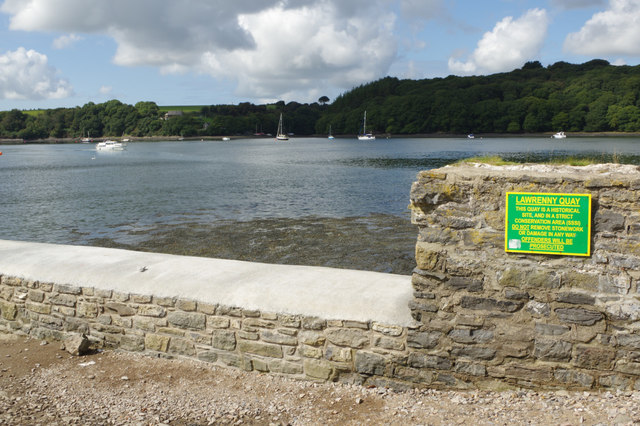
[158,105,205,113]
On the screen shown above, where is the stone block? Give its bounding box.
[454,361,486,377]
[137,305,166,318]
[599,275,630,294]
[299,331,325,346]
[269,359,303,375]
[197,302,217,315]
[407,330,442,349]
[168,337,196,356]
[53,284,82,295]
[415,242,446,271]
[325,346,353,362]
[595,209,625,232]
[76,302,98,318]
[197,350,218,363]
[533,339,572,361]
[27,290,45,303]
[355,351,387,376]
[504,288,529,300]
[304,359,333,380]
[261,330,297,346]
[104,302,136,317]
[374,336,405,351]
[562,271,598,292]
[243,318,276,330]
[372,323,404,337]
[555,308,603,325]
[461,296,523,313]
[120,335,145,352]
[617,334,640,349]
[145,334,170,352]
[535,323,570,336]
[153,296,176,307]
[606,301,640,321]
[207,316,230,329]
[448,328,494,344]
[300,345,323,359]
[599,374,631,390]
[451,346,496,361]
[525,301,551,317]
[176,299,197,311]
[554,369,594,388]
[408,300,439,313]
[0,300,18,320]
[556,292,596,305]
[504,365,553,382]
[63,334,91,356]
[130,294,152,304]
[447,276,483,292]
[49,293,76,308]
[408,353,451,370]
[393,366,433,384]
[167,311,206,330]
[615,361,640,376]
[325,328,369,348]
[278,314,301,328]
[302,316,326,330]
[237,341,283,358]
[25,301,50,315]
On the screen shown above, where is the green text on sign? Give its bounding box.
[505,192,592,256]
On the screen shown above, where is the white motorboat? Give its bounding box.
[96,140,126,151]
[552,131,567,139]
[357,111,375,140]
[276,113,289,141]
[467,134,475,139]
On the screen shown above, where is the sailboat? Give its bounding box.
[357,111,375,140]
[276,113,289,141]
[328,125,335,140]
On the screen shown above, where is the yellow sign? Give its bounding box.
[505,192,592,256]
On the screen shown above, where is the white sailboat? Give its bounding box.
[276,113,289,141]
[328,125,335,140]
[357,111,375,140]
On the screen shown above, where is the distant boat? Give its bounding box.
[552,131,567,139]
[276,114,289,141]
[328,125,335,140]
[467,134,475,139]
[96,140,125,151]
[222,137,231,141]
[357,111,375,140]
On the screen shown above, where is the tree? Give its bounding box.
[318,96,330,106]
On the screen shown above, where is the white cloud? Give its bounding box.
[99,85,112,95]
[52,33,82,49]
[448,8,549,75]
[564,0,640,56]
[0,0,398,102]
[0,47,73,100]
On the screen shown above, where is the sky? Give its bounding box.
[1,0,639,110]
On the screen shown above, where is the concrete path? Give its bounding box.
[0,240,414,326]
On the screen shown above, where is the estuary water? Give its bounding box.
[1,136,639,274]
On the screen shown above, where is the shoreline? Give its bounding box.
[2,131,640,145]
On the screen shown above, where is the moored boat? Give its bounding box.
[96,140,126,151]
[357,111,375,140]
[276,114,289,141]
[552,131,567,139]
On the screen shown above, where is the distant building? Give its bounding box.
[164,110,183,120]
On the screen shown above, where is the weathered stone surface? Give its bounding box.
[137,305,166,318]
[408,300,439,313]
[355,351,387,375]
[504,365,553,382]
[53,284,82,295]
[120,335,145,352]
[599,374,631,390]
[269,359,303,375]
[63,334,91,356]
[415,242,446,271]
[76,302,99,318]
[557,292,596,305]
[212,330,236,351]
[197,350,218,363]
[299,331,326,346]
[325,328,369,348]
[606,301,640,321]
[104,302,137,316]
[237,341,283,358]
[454,361,486,377]
[448,328,494,344]
[533,339,572,361]
[374,336,405,351]
[372,323,404,337]
[168,337,196,356]
[555,308,603,325]
[450,346,496,360]
[304,359,333,380]
[167,311,206,330]
[175,299,197,311]
[504,288,529,300]
[261,330,297,346]
[407,330,442,349]
[145,334,170,352]
[461,296,523,313]
[49,293,76,307]
[325,346,352,362]
[302,316,326,330]
[595,209,625,232]
[616,334,640,349]
[27,290,45,303]
[408,353,451,370]
[447,276,483,292]
[554,369,594,388]
[535,323,570,336]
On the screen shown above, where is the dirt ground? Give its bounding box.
[0,333,638,425]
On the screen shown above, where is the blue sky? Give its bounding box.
[0,0,638,110]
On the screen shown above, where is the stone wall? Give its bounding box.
[0,275,417,388]
[1,162,640,391]
[408,163,640,390]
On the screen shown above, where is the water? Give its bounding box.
[1,137,639,274]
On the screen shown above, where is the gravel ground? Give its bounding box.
[0,334,638,425]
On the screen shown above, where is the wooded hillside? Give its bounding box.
[2,59,640,140]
